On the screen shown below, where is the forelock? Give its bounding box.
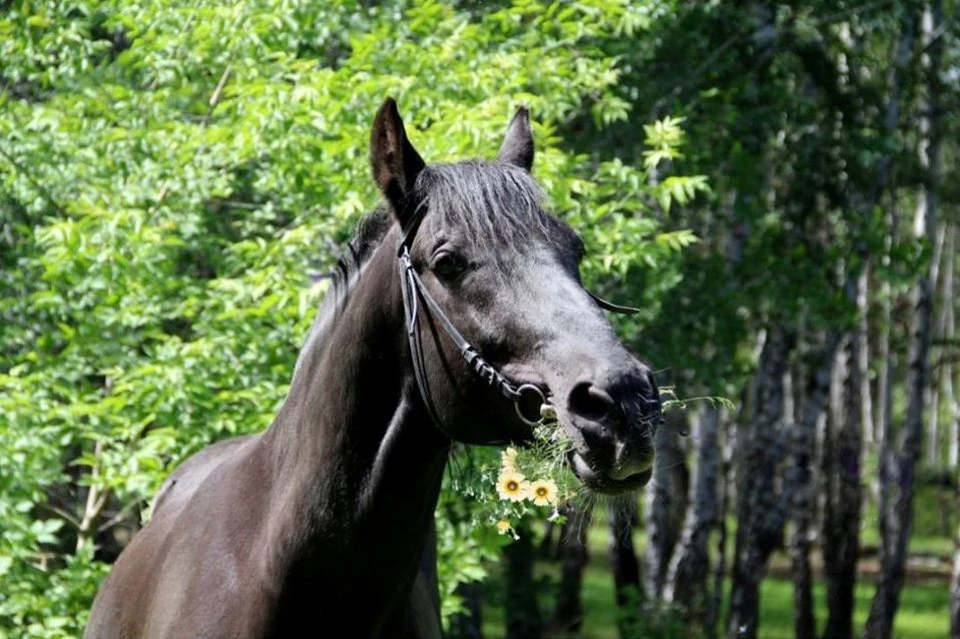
[414,161,551,249]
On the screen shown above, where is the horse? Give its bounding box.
[85,99,661,638]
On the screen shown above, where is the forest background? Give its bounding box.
[0,1,957,638]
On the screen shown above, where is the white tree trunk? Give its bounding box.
[666,407,720,617]
[926,223,948,465]
[864,4,939,637]
[727,326,793,639]
[947,232,960,638]
[824,330,864,639]
[941,225,957,468]
[857,268,874,446]
[644,412,689,599]
[791,331,842,639]
[875,232,893,457]
[707,411,733,639]
[951,510,960,638]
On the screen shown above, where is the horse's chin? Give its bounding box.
[567,451,653,495]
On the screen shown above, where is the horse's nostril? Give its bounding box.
[568,382,620,424]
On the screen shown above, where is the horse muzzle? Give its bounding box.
[560,365,661,495]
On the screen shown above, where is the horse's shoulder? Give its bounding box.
[151,434,258,516]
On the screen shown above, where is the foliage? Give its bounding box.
[0,0,703,635]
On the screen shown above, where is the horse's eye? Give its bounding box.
[431,251,466,280]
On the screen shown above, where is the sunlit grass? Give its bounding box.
[482,559,949,639]
[478,450,955,638]
[480,510,952,639]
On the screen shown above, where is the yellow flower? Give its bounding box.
[496,471,528,502]
[500,447,519,473]
[530,479,558,506]
[496,520,512,535]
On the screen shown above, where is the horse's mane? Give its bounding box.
[294,160,559,370]
[417,161,549,249]
[293,209,392,372]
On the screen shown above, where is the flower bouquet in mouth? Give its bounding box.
[491,433,580,540]
[440,422,580,541]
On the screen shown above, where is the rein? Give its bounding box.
[396,204,638,437]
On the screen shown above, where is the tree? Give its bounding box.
[0,2,704,635]
[791,332,841,639]
[726,327,793,639]
[953,507,960,639]
[610,500,643,639]
[666,407,721,622]
[4,1,957,637]
[550,504,592,634]
[864,3,942,637]
[504,522,543,639]
[644,412,689,600]
[822,331,864,639]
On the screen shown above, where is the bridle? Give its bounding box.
[397,203,638,438]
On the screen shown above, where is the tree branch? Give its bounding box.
[0,143,67,216]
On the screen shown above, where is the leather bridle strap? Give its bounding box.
[396,204,636,436]
[399,244,550,432]
[398,244,450,434]
[589,291,640,316]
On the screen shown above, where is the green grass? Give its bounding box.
[858,483,956,556]
[480,556,949,639]
[477,510,952,639]
[755,577,948,639]
[481,561,636,639]
[476,462,955,638]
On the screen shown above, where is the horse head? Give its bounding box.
[371,99,661,494]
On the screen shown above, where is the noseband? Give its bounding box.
[397,205,638,438]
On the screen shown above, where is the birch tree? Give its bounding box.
[666,407,720,620]
[938,225,957,469]
[865,3,941,636]
[727,327,793,639]
[791,332,842,639]
[550,505,592,634]
[610,501,643,639]
[644,412,690,599]
[952,503,960,639]
[822,330,864,639]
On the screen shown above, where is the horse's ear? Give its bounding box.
[370,98,425,219]
[497,106,534,172]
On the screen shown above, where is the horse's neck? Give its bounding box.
[261,244,449,572]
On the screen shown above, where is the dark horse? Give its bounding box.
[86,100,661,638]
